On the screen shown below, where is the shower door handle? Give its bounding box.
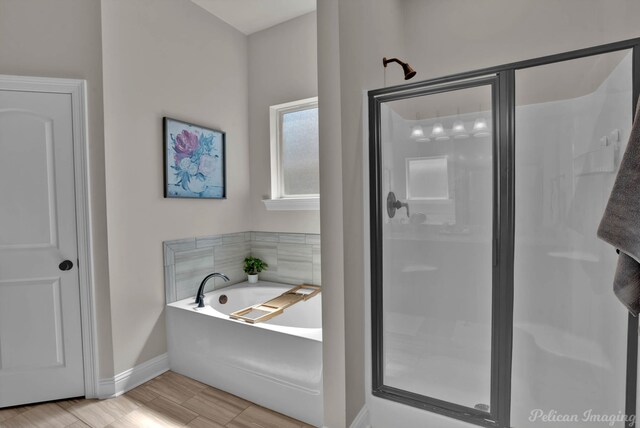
[387,192,410,218]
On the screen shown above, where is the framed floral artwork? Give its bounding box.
[163,117,226,199]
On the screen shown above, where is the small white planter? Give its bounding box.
[248,274,259,284]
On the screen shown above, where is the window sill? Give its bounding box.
[262,198,320,211]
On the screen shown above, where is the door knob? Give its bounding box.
[59,260,74,271]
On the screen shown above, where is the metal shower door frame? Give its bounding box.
[368,37,640,428]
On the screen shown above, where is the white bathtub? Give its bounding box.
[166,281,323,427]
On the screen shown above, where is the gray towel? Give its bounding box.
[597,99,640,316]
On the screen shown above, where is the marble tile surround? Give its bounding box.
[164,232,321,304]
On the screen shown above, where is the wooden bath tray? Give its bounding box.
[229,284,320,324]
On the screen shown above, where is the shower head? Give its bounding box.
[383,57,417,80]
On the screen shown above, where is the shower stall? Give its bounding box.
[368,39,639,428]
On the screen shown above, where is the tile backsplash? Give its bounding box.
[164,231,321,304]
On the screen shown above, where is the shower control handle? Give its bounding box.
[387,192,410,218]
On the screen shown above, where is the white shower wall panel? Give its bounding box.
[511,51,632,427]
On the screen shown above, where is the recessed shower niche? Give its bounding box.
[369,39,639,428]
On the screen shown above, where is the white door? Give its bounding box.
[0,89,84,407]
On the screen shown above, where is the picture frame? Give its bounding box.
[163,117,226,199]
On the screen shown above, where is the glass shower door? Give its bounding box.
[511,49,633,428]
[371,77,500,420]
[370,39,640,428]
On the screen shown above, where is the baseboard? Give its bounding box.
[97,353,169,399]
[97,378,115,399]
[349,406,371,428]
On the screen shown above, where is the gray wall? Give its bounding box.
[317,0,640,426]
[338,0,407,424]
[402,0,640,82]
[248,12,320,234]
[0,0,114,380]
[0,0,322,383]
[101,0,251,375]
[317,1,347,426]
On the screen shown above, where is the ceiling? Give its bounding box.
[191,0,316,35]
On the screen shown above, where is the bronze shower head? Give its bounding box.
[383,57,417,80]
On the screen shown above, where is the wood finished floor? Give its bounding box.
[0,371,315,428]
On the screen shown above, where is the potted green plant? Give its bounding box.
[243,256,268,284]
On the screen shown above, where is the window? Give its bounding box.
[265,97,319,211]
[406,156,450,200]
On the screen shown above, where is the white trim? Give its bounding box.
[98,353,170,399]
[97,378,115,399]
[0,75,99,399]
[349,406,371,428]
[362,91,374,428]
[269,96,319,200]
[262,197,320,211]
[270,96,319,112]
[323,405,370,428]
